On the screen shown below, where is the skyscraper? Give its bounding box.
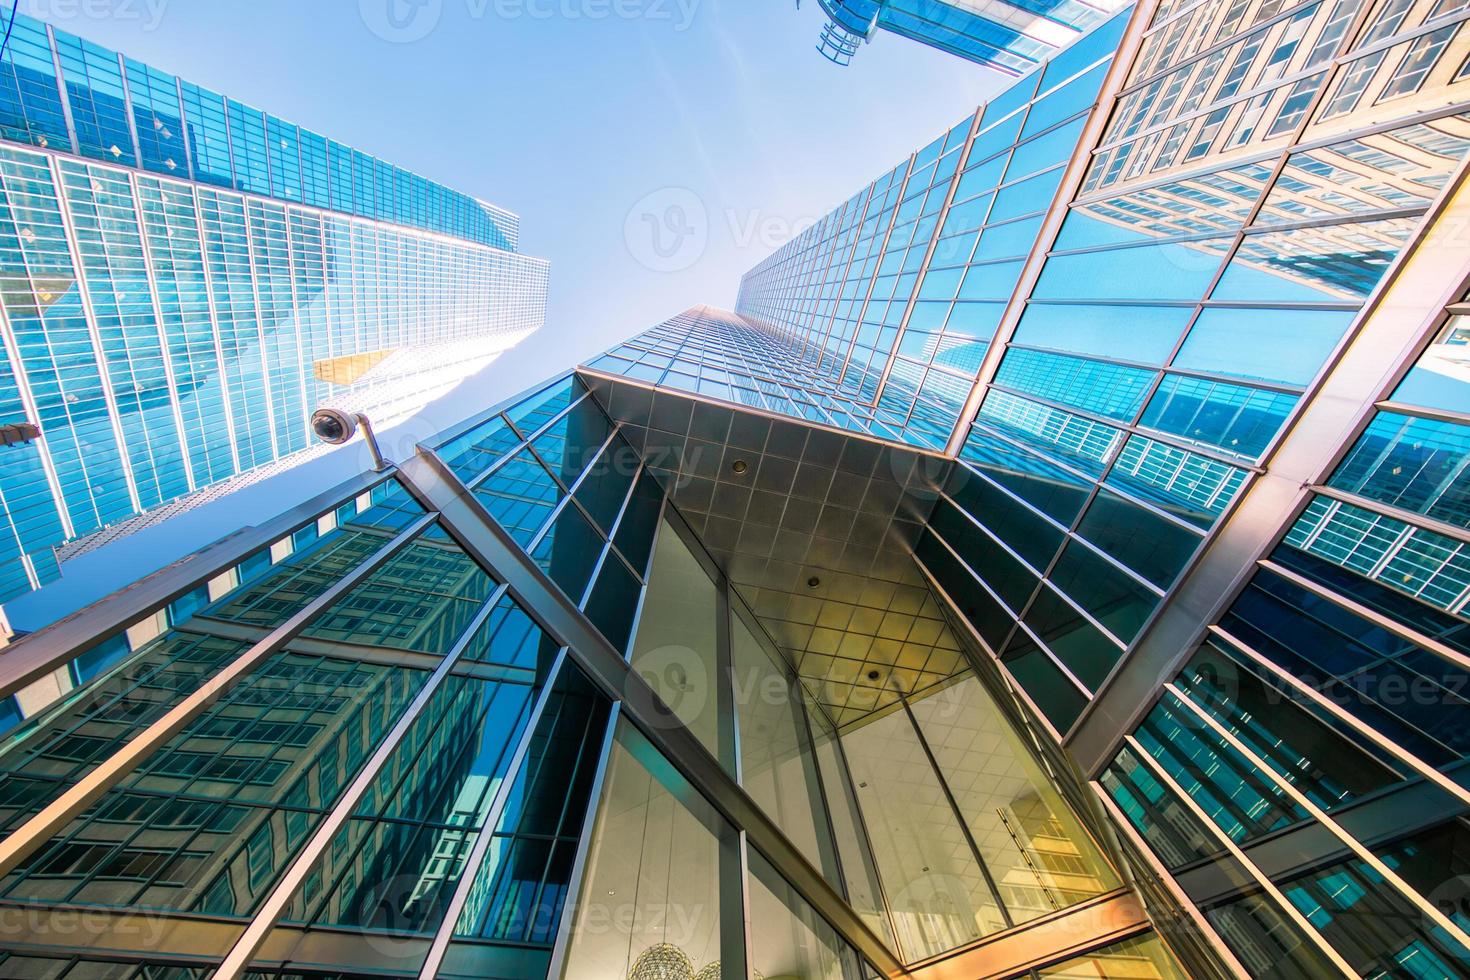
[805,0,1129,70]
[0,13,549,617]
[1,0,1468,977]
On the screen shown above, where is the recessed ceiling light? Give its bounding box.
[807,576,820,588]
[731,459,748,474]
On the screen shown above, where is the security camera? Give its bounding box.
[311,407,358,445]
[310,407,389,472]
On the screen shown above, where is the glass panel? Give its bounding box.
[1,654,430,916]
[1107,434,1249,530]
[1036,933,1189,978]
[1101,745,1225,871]
[1048,539,1161,645]
[1276,850,1470,975]
[1076,488,1203,590]
[841,704,1005,959]
[1004,647,1087,733]
[1135,693,1309,843]
[1178,641,1407,809]
[996,349,1156,422]
[629,520,722,759]
[1214,218,1416,303]
[1224,556,1470,769]
[1205,890,1347,979]
[276,672,536,935]
[560,721,735,980]
[1005,584,1123,691]
[1015,303,1190,365]
[583,552,643,654]
[453,664,611,950]
[807,694,893,947]
[1330,410,1470,530]
[1139,374,1298,460]
[300,525,495,655]
[439,414,522,485]
[530,503,605,605]
[1393,317,1470,415]
[731,609,836,883]
[908,675,1121,926]
[748,848,867,980]
[209,483,426,630]
[1174,307,1353,387]
[473,449,564,549]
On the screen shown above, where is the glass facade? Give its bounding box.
[8,0,1470,976]
[0,13,548,612]
[810,0,1130,72]
[0,372,1183,978]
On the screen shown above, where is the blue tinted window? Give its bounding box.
[1140,375,1298,459]
[1174,307,1352,387]
[1331,411,1470,530]
[0,15,69,151]
[1015,303,1189,365]
[55,31,134,166]
[997,349,1156,421]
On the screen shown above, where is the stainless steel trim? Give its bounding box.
[1164,682,1470,951]
[1091,786,1253,980]
[213,586,510,979]
[0,468,392,703]
[395,447,908,977]
[1123,734,1357,977]
[1064,150,1470,776]
[415,646,573,980]
[943,0,1157,457]
[544,701,622,980]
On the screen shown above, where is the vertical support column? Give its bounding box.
[117,52,143,168]
[721,828,754,980]
[44,24,79,156]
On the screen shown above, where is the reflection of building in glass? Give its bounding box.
[806,0,1130,72]
[5,0,1470,977]
[0,13,547,615]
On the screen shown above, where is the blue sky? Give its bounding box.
[53,0,1003,361]
[9,0,1008,627]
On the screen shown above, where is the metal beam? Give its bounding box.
[0,468,390,703]
[1065,152,1470,776]
[0,513,434,882]
[393,448,909,978]
[942,0,1157,457]
[905,890,1149,980]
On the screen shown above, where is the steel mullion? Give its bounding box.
[1208,622,1470,809]
[396,448,907,977]
[900,695,1017,930]
[1165,681,1470,951]
[212,585,512,978]
[1123,734,1358,977]
[0,510,436,882]
[943,0,1158,456]
[415,646,572,979]
[543,701,621,979]
[1090,786,1254,980]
